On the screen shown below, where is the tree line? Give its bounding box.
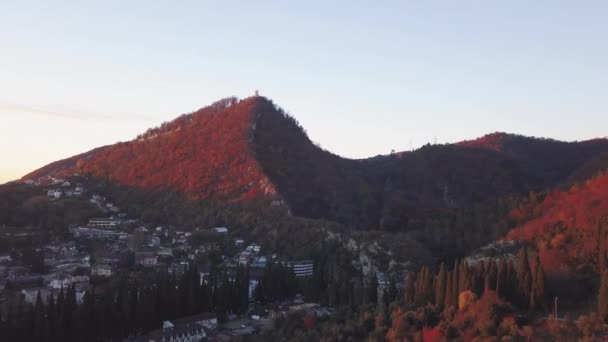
[405,247,546,313]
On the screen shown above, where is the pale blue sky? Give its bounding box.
[1,1,607,183]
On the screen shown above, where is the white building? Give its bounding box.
[289,260,314,278]
[212,227,229,234]
[148,313,217,342]
[87,218,121,230]
[91,264,113,277]
[136,252,158,267]
[49,275,90,289]
[47,189,62,200]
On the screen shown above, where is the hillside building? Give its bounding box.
[87,218,121,230]
[289,260,314,278]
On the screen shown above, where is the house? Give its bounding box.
[50,177,64,185]
[235,239,245,247]
[49,275,89,289]
[147,313,217,342]
[91,264,113,277]
[47,189,62,200]
[197,264,211,284]
[21,287,51,304]
[212,227,229,234]
[70,227,127,239]
[248,305,270,320]
[288,260,314,278]
[168,262,189,277]
[148,236,161,248]
[107,204,120,213]
[238,252,253,266]
[245,244,261,254]
[248,279,259,301]
[135,252,158,267]
[250,256,268,268]
[90,194,105,203]
[376,272,388,289]
[0,255,12,264]
[87,218,121,230]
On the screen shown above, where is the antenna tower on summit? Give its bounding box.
[255,90,259,97]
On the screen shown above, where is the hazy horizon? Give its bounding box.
[2,1,607,183]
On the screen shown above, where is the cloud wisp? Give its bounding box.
[0,103,153,121]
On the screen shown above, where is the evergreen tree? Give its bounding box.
[366,273,378,306]
[444,271,453,308]
[516,247,533,306]
[599,218,608,275]
[434,263,446,308]
[403,273,414,307]
[33,290,46,342]
[458,261,471,294]
[451,260,460,304]
[533,255,546,310]
[496,258,507,297]
[599,270,608,323]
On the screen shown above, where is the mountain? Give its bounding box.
[23,96,608,239]
[458,132,608,188]
[25,97,279,203]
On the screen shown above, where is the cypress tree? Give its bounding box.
[516,247,532,306]
[444,271,453,308]
[451,260,460,304]
[488,260,498,292]
[404,273,415,307]
[33,291,46,342]
[458,261,471,294]
[434,263,447,308]
[366,273,378,306]
[599,222,605,275]
[599,270,608,323]
[533,255,546,309]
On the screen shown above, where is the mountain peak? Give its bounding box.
[24,96,284,202]
[457,132,517,152]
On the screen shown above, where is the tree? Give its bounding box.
[434,263,447,308]
[403,274,413,307]
[366,273,378,306]
[451,260,460,306]
[532,255,546,310]
[600,270,608,322]
[458,290,477,310]
[458,261,471,294]
[444,271,453,308]
[599,219,608,275]
[516,247,533,306]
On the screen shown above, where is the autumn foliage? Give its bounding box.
[27,97,281,203]
[506,172,608,274]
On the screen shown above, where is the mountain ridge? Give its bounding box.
[23,96,608,235]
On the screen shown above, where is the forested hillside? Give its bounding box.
[506,171,608,275]
[23,96,608,245]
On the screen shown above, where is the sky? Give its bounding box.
[1,1,607,184]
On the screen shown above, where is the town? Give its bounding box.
[1,176,354,340]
